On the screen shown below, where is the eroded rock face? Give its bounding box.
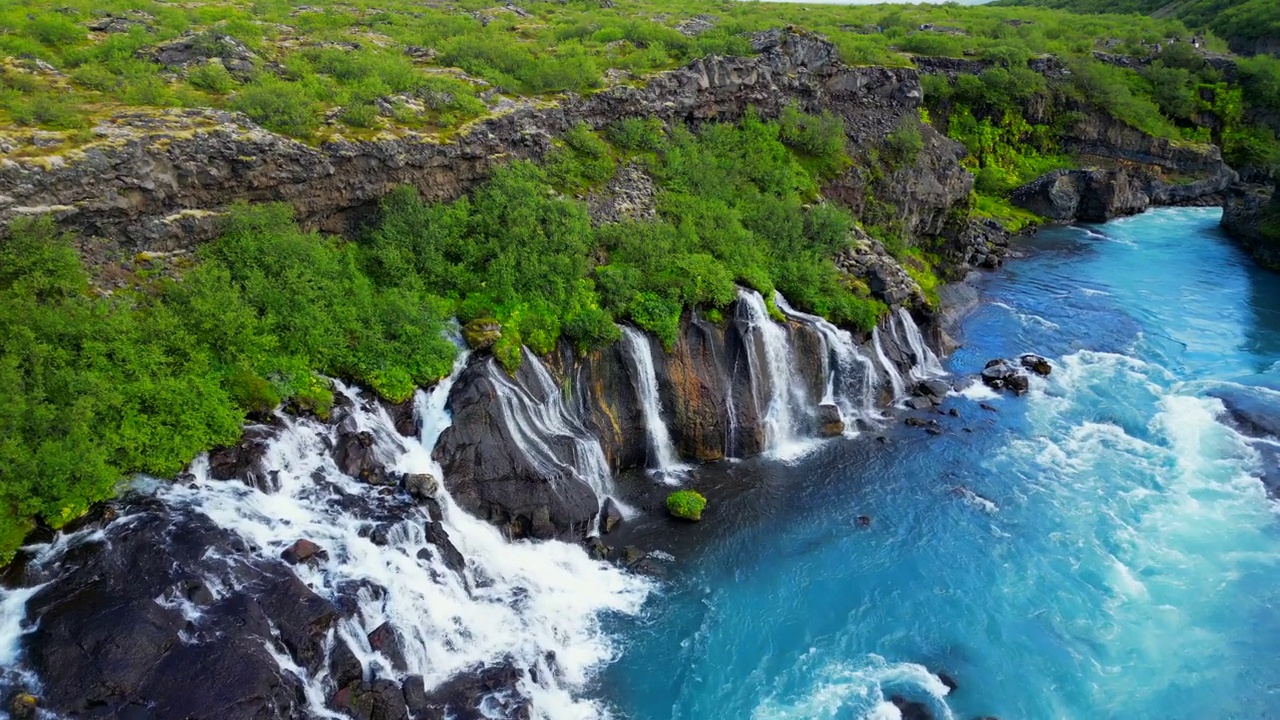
[12,500,323,719]
[1221,181,1279,270]
[0,30,944,268]
[434,358,601,540]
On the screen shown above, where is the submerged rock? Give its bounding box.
[890,694,934,720]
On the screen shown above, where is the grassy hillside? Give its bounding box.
[0,0,1252,139]
[994,0,1280,46]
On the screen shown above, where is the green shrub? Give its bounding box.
[230,78,320,136]
[608,117,667,151]
[187,61,238,94]
[666,489,707,521]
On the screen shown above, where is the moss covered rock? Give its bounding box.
[462,318,502,350]
[666,489,707,521]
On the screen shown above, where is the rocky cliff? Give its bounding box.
[0,29,966,270]
[1221,181,1280,270]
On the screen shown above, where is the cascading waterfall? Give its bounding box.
[619,326,687,482]
[871,325,908,401]
[151,357,652,720]
[895,308,946,379]
[736,289,812,457]
[485,350,618,512]
[774,293,881,429]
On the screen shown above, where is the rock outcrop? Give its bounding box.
[0,29,952,269]
[1221,181,1279,270]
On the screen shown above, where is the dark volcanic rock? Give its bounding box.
[368,622,407,673]
[334,422,394,486]
[334,679,409,720]
[890,694,934,720]
[19,501,326,719]
[1020,354,1052,376]
[817,403,846,436]
[1221,182,1279,271]
[207,424,278,492]
[435,359,600,540]
[412,662,530,720]
[281,538,325,565]
[599,497,624,535]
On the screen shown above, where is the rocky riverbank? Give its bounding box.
[1221,181,1279,270]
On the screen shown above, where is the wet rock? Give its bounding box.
[980,359,1031,395]
[403,473,439,501]
[7,693,37,720]
[334,679,408,720]
[462,318,502,350]
[938,672,958,692]
[334,428,392,486]
[599,497,623,535]
[583,536,611,560]
[906,396,934,411]
[413,662,529,719]
[1006,373,1030,395]
[856,515,872,527]
[890,695,934,720]
[22,504,310,719]
[402,675,429,716]
[436,360,600,541]
[330,638,364,689]
[915,378,951,402]
[817,403,845,437]
[1020,354,1052,376]
[926,426,943,435]
[207,425,278,492]
[1221,181,1279,271]
[383,398,419,437]
[948,407,960,417]
[980,402,998,413]
[281,538,325,565]
[368,622,407,672]
[424,520,467,579]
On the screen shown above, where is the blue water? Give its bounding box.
[602,208,1280,719]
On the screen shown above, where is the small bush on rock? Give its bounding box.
[666,490,707,521]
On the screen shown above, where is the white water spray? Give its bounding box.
[149,356,651,720]
[485,350,617,513]
[737,289,810,456]
[895,309,946,379]
[774,293,881,429]
[620,327,687,482]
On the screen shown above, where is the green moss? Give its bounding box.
[666,489,707,521]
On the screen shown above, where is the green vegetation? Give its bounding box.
[369,109,883,363]
[666,489,707,521]
[994,0,1280,48]
[1,0,1274,148]
[0,107,881,557]
[0,207,458,561]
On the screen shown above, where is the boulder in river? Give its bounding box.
[817,404,845,436]
[600,497,624,535]
[334,421,393,486]
[890,694,934,720]
[281,538,325,565]
[1020,354,1052,376]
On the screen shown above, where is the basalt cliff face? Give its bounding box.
[1221,181,1279,270]
[915,55,1239,224]
[0,29,970,272]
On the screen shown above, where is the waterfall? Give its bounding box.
[138,358,651,719]
[872,325,908,401]
[895,308,946,379]
[619,326,687,482]
[736,289,811,457]
[774,293,881,429]
[485,350,617,512]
